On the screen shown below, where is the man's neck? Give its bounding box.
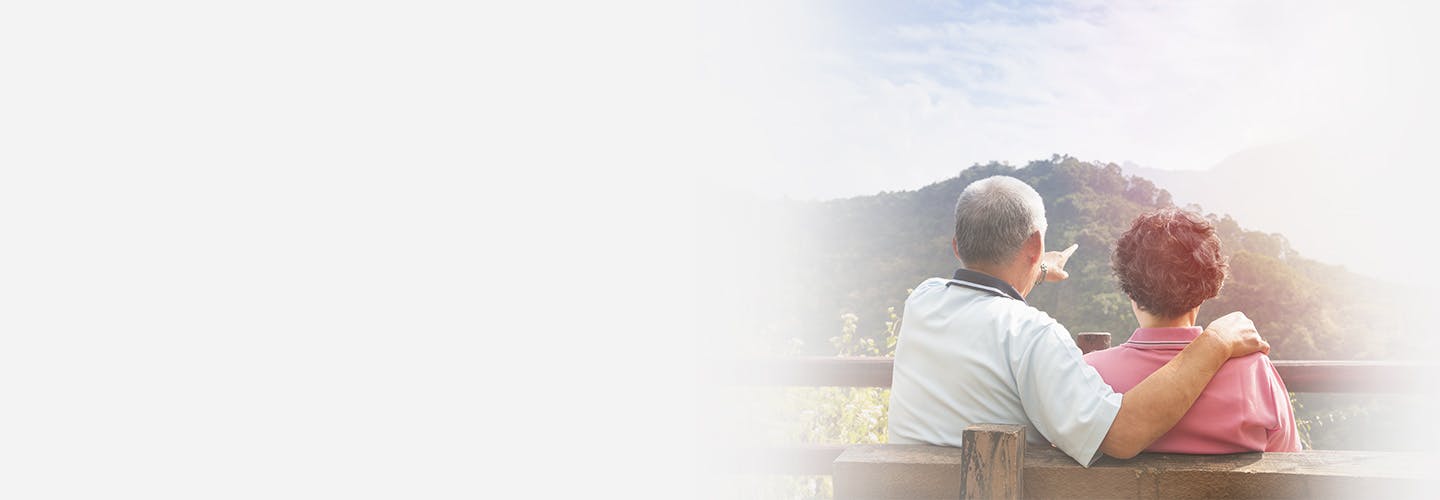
[965,263,1031,298]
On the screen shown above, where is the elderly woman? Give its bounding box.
[1084,208,1301,453]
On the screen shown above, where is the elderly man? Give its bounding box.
[886,175,1269,466]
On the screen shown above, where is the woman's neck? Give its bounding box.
[1135,307,1199,329]
[1138,317,1195,328]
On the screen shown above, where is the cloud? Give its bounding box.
[699,0,1440,200]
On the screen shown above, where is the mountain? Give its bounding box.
[1126,138,1429,286]
[744,155,1403,360]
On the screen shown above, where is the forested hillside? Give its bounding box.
[775,155,1399,360]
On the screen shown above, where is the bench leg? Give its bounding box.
[960,424,1026,500]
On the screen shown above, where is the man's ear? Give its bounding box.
[1024,231,1044,263]
[952,237,962,261]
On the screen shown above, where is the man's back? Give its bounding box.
[1082,327,1301,453]
[887,272,1122,465]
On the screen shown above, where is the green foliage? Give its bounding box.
[744,310,900,499]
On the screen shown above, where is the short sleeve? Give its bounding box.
[1263,358,1303,451]
[1013,324,1123,466]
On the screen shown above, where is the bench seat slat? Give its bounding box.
[834,444,1434,499]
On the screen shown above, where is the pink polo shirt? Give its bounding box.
[1082,326,1301,453]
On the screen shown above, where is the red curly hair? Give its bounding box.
[1112,208,1228,318]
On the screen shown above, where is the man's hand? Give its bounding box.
[1042,243,1079,281]
[1203,311,1270,358]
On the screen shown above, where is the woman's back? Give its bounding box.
[1084,326,1301,453]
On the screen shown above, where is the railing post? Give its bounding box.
[1076,332,1111,354]
[960,424,1025,500]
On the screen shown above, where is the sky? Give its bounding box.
[696,0,1440,200]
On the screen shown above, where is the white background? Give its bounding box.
[2,1,702,498]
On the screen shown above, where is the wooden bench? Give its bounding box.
[833,424,1433,499]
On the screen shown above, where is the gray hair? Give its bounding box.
[953,176,1048,266]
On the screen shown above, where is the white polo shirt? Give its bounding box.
[887,269,1123,466]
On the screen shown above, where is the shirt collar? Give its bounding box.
[1127,326,1203,346]
[947,268,1025,303]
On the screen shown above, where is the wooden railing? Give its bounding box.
[720,357,1433,393]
